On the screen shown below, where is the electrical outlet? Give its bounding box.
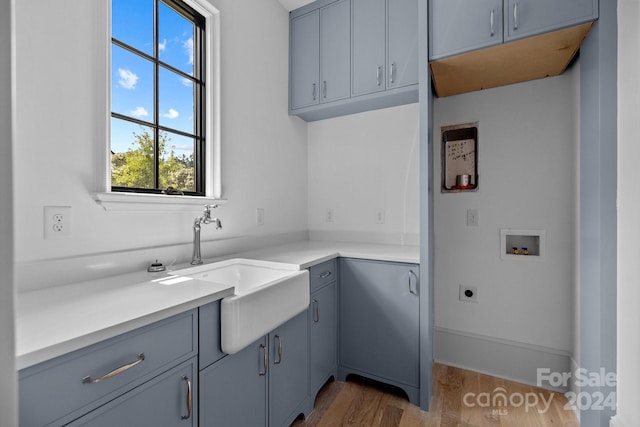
[256,208,264,226]
[326,208,334,223]
[375,209,385,224]
[459,284,478,303]
[467,209,479,226]
[44,206,71,239]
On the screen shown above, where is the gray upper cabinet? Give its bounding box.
[387,0,419,88]
[320,0,351,102]
[429,0,503,60]
[289,0,418,121]
[352,0,419,95]
[430,0,598,60]
[504,0,598,41]
[351,0,386,96]
[290,1,350,110]
[290,10,320,110]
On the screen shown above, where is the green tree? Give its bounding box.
[111,127,195,192]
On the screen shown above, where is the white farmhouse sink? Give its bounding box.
[169,258,309,354]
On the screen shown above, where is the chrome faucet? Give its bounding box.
[191,204,222,265]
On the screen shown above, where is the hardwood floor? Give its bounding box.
[292,363,579,426]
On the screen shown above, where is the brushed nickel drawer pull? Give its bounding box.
[313,299,320,323]
[181,375,192,420]
[82,353,145,384]
[319,271,332,279]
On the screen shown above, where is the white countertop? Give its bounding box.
[16,240,419,370]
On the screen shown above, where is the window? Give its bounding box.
[110,0,206,196]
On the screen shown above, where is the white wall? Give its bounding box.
[13,0,308,291]
[432,70,578,380]
[307,103,420,245]
[615,1,640,425]
[0,0,17,424]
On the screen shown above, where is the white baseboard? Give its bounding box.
[435,327,571,392]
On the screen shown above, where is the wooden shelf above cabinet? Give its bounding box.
[429,22,594,97]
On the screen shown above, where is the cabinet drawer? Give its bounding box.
[309,259,337,292]
[65,358,197,427]
[19,310,197,426]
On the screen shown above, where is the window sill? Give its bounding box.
[94,192,227,213]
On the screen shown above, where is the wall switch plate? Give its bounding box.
[44,206,71,239]
[467,209,479,226]
[256,208,264,226]
[459,284,478,302]
[375,209,385,224]
[326,208,334,223]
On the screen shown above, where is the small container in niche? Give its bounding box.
[512,247,519,255]
[522,247,529,255]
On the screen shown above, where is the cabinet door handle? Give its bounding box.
[409,270,418,296]
[181,375,192,420]
[376,66,382,86]
[259,344,268,376]
[322,81,327,99]
[490,9,495,36]
[313,299,320,323]
[274,335,283,364]
[390,62,396,85]
[513,2,518,30]
[312,83,317,101]
[319,271,332,279]
[82,353,145,384]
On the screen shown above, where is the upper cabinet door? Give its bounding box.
[290,11,320,110]
[429,0,503,60]
[351,0,386,96]
[320,0,351,103]
[505,0,598,41]
[387,0,419,88]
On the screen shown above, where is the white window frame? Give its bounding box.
[95,0,223,212]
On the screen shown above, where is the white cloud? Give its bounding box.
[163,108,179,119]
[130,106,149,117]
[117,68,138,90]
[181,77,192,87]
[183,37,194,65]
[158,38,167,52]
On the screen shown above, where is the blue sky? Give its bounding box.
[111,0,196,159]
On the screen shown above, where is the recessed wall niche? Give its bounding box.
[441,123,478,193]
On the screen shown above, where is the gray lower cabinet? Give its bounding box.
[199,336,268,427]
[199,310,310,427]
[308,260,338,400]
[66,358,197,426]
[338,258,420,405]
[18,310,198,426]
